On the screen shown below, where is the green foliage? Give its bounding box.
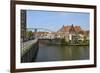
[82,36,89,45]
[26,31,33,40]
[61,38,68,45]
[61,38,66,43]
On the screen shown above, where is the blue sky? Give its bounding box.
[27,10,90,32]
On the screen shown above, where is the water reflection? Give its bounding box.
[35,40,89,62]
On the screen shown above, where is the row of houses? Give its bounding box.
[57,24,89,42]
[20,10,89,43]
[33,24,89,42]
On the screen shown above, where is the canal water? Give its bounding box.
[35,40,89,62]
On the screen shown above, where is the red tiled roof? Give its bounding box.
[59,26,71,32]
[74,26,81,32]
[58,25,82,32]
[84,30,89,36]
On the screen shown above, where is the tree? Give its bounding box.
[26,31,33,40]
[83,36,87,45]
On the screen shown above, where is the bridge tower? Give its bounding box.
[34,29,38,38]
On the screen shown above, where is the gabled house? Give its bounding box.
[57,24,88,43]
[68,24,79,43]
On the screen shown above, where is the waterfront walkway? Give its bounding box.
[21,38,38,56]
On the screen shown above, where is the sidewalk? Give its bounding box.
[21,38,38,56]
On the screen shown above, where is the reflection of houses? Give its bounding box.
[57,24,89,43]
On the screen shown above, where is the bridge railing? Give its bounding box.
[21,38,39,62]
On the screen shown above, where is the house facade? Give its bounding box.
[57,24,89,43]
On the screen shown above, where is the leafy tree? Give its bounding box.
[61,37,68,45]
[26,31,33,40]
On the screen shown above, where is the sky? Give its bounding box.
[26,10,90,32]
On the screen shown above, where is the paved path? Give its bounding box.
[21,38,38,55]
